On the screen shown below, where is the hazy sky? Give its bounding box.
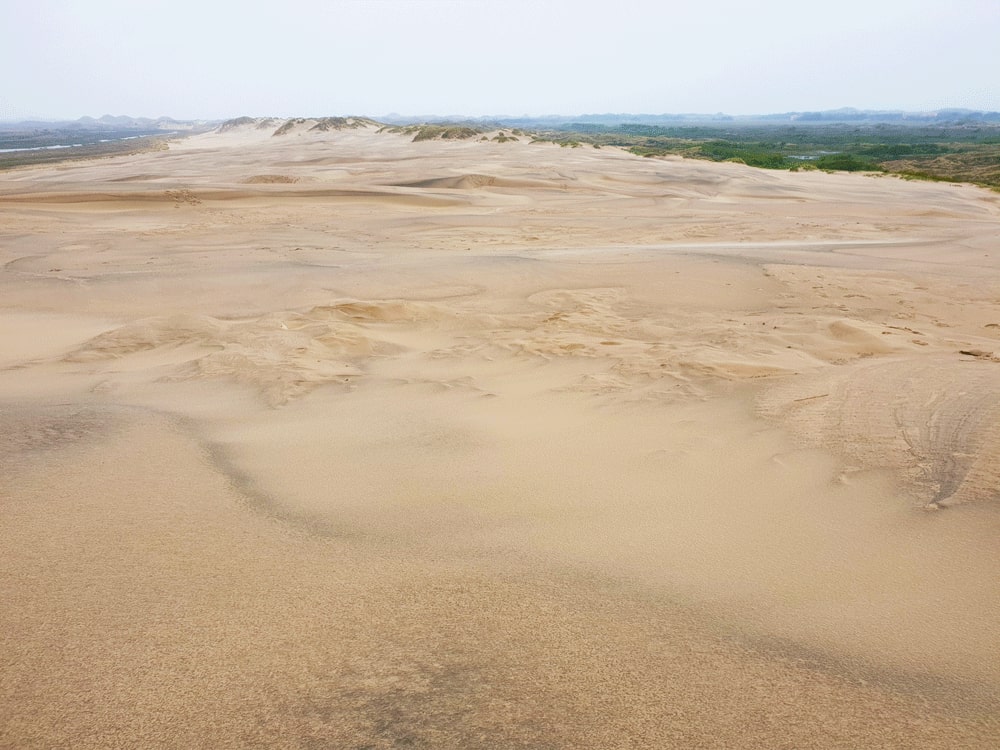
[3,0,998,120]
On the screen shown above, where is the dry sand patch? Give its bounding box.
[2,126,999,747]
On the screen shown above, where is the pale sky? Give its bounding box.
[3,0,998,121]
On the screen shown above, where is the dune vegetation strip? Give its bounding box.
[529,122,1000,189]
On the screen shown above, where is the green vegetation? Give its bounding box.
[530,122,1000,188]
[218,116,255,131]
[812,153,880,172]
[380,124,484,142]
[695,141,793,169]
[273,118,307,136]
[271,117,375,135]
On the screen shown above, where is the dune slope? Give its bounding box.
[2,125,999,748]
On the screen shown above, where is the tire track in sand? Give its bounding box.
[758,354,1000,507]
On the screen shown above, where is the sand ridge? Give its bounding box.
[2,125,999,747]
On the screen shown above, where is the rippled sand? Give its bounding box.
[2,122,999,747]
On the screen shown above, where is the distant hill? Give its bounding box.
[753,108,1000,124]
[215,116,380,136]
[381,108,1000,129]
[5,109,999,134]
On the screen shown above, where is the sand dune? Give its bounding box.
[2,126,999,748]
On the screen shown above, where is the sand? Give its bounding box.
[2,122,999,748]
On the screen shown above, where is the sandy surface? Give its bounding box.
[2,121,999,748]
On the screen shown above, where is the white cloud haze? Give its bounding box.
[3,0,998,120]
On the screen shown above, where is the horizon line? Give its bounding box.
[5,105,1000,125]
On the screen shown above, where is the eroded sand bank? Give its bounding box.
[2,123,999,747]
